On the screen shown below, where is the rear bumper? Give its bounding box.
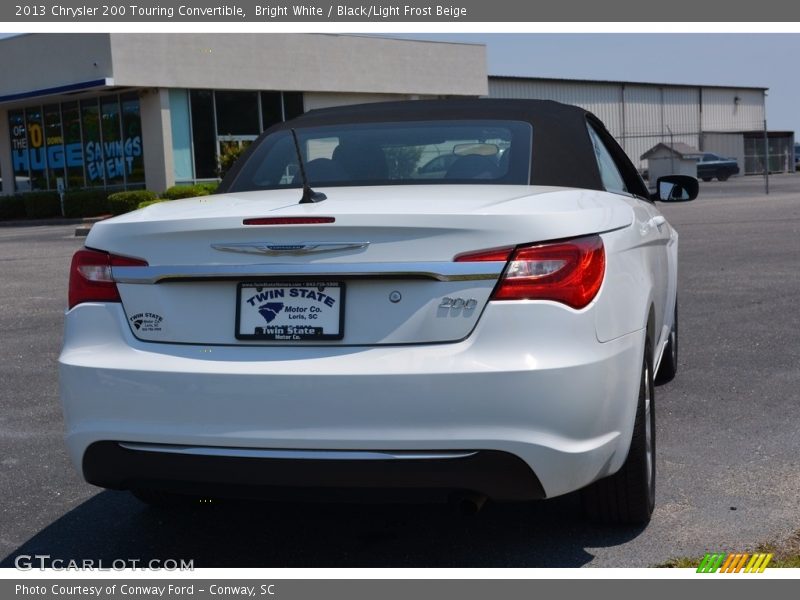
[60,302,644,499]
[83,442,546,501]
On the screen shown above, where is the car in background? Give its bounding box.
[794,143,799,171]
[697,152,740,181]
[60,99,698,525]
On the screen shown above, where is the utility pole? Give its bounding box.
[763,119,770,195]
[667,126,675,174]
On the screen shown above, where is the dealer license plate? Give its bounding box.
[236,281,345,341]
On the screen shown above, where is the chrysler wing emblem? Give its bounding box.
[211,241,370,256]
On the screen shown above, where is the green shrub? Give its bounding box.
[137,198,169,209]
[63,190,110,218]
[218,143,250,178]
[23,192,61,219]
[137,199,161,209]
[161,184,210,200]
[107,190,157,215]
[195,181,219,194]
[0,195,26,220]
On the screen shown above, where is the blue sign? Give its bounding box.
[12,136,142,181]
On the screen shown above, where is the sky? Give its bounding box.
[388,33,800,137]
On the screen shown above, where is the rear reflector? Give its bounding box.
[457,235,605,309]
[68,248,148,309]
[243,217,335,225]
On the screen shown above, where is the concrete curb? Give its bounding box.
[0,215,108,232]
[0,218,84,228]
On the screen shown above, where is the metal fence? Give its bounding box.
[614,131,699,173]
[614,130,796,176]
[744,136,795,175]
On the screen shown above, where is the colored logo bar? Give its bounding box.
[696,552,773,573]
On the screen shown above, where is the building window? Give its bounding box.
[7,93,144,193]
[121,93,144,186]
[81,99,103,186]
[187,89,305,183]
[169,89,193,183]
[260,92,283,131]
[189,90,217,180]
[43,104,64,190]
[25,107,48,190]
[215,91,259,137]
[101,97,125,187]
[61,102,85,189]
[9,110,29,191]
[283,92,304,120]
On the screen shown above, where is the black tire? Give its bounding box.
[717,173,730,182]
[655,302,678,385]
[580,339,656,525]
[701,177,712,182]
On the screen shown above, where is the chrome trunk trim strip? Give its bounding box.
[112,261,505,283]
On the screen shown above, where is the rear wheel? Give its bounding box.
[580,339,655,525]
[717,173,730,181]
[701,177,712,182]
[656,302,678,384]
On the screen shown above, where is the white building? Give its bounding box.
[0,33,486,195]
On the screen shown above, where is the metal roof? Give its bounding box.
[489,74,768,92]
[641,142,703,160]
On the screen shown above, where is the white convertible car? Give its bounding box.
[59,100,697,524]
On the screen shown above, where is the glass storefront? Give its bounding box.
[8,93,143,193]
[176,89,305,183]
[8,89,303,192]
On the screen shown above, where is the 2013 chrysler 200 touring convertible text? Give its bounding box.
[59,100,697,525]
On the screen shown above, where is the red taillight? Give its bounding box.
[243,217,335,225]
[457,235,605,309]
[68,249,148,309]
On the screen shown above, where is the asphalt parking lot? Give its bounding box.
[1,174,799,568]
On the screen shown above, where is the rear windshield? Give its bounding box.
[226,120,533,192]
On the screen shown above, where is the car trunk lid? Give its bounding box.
[85,185,632,346]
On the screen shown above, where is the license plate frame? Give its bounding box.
[235,281,345,341]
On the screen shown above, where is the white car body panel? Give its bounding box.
[60,185,676,500]
[86,185,634,346]
[88,185,633,264]
[60,299,643,499]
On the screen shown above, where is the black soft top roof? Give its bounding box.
[291,98,586,126]
[220,99,648,197]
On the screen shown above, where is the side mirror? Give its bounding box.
[653,175,699,202]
